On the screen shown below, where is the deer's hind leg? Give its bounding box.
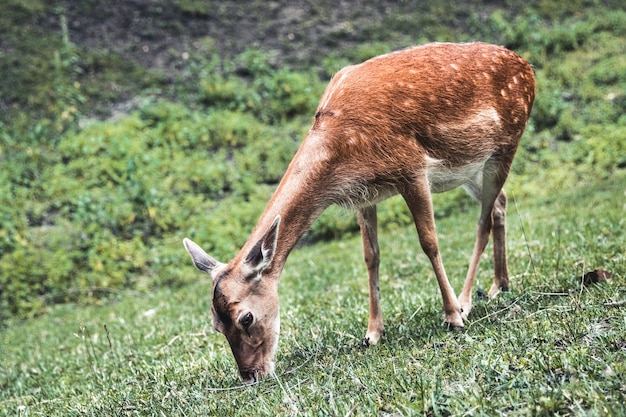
[489,190,509,297]
[458,161,511,318]
[357,205,384,345]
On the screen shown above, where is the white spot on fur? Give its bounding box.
[477,108,501,127]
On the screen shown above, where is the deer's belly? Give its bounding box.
[425,156,486,194]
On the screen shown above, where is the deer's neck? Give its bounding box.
[240,141,332,275]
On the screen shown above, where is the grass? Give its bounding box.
[1,172,624,416]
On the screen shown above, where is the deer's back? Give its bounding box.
[312,42,535,168]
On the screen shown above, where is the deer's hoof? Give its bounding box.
[445,322,466,332]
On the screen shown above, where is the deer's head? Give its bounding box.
[183,217,281,384]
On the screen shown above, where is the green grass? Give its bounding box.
[2,173,624,416]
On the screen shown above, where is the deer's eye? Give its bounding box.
[239,312,253,328]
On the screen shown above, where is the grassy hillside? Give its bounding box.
[1,175,624,415]
[1,0,625,415]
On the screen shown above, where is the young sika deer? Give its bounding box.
[184,42,536,383]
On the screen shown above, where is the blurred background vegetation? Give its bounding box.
[1,0,624,322]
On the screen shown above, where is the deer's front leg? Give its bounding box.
[401,179,464,329]
[357,205,384,345]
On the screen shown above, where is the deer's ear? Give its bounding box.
[183,238,223,277]
[244,215,280,274]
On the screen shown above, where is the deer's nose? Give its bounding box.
[240,369,260,384]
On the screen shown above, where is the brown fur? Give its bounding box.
[184,42,536,383]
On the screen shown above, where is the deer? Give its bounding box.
[183,42,536,384]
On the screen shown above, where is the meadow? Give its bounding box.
[2,174,624,415]
[1,0,625,415]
